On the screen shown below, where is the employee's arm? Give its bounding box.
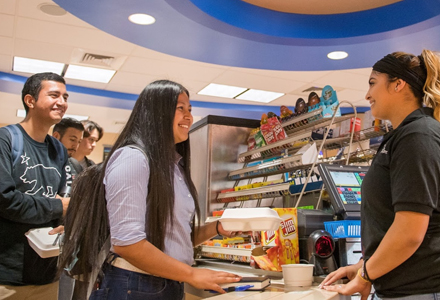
[364,211,429,280]
[114,240,241,293]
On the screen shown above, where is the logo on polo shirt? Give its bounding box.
[380,143,388,154]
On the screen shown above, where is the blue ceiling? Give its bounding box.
[53,0,440,71]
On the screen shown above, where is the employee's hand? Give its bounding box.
[56,195,70,216]
[319,264,359,287]
[322,272,372,300]
[188,268,241,294]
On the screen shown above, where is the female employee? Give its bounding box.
[60,80,241,299]
[320,49,440,299]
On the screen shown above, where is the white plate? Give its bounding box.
[25,227,60,258]
[219,208,282,231]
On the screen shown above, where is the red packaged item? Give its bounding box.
[260,117,287,145]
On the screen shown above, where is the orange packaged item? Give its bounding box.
[259,208,300,271]
[212,210,224,217]
[251,247,279,271]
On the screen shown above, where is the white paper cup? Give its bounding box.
[281,264,314,287]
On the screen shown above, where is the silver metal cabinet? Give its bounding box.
[189,115,260,225]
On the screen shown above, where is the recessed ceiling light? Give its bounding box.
[17,109,89,121]
[235,89,284,103]
[13,57,65,75]
[64,65,116,83]
[327,51,348,60]
[128,13,156,25]
[198,83,247,98]
[38,3,67,16]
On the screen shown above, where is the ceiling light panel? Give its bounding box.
[198,83,247,98]
[64,65,116,83]
[235,89,284,103]
[13,57,65,75]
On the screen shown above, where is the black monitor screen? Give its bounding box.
[318,164,369,219]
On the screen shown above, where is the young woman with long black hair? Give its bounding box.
[320,50,440,299]
[59,80,241,299]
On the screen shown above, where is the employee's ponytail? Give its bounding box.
[421,49,440,122]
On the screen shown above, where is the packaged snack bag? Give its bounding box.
[260,208,300,271]
[274,208,300,265]
[320,85,341,118]
[260,117,287,145]
[280,105,294,122]
[251,247,279,271]
[294,98,308,127]
[254,130,266,148]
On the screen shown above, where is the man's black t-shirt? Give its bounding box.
[0,124,67,285]
[361,107,440,297]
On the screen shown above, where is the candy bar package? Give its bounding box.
[260,116,287,145]
[256,208,300,271]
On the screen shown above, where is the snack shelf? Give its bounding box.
[200,246,252,263]
[228,158,322,181]
[347,149,377,164]
[230,148,316,180]
[218,183,290,202]
[283,113,355,135]
[237,132,311,163]
[318,126,387,150]
[238,114,356,164]
[280,108,323,133]
[217,182,321,203]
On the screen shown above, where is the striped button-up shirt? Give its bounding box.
[104,146,195,265]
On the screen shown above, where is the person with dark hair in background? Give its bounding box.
[52,117,84,185]
[59,80,241,300]
[71,120,103,172]
[320,50,440,299]
[0,72,70,299]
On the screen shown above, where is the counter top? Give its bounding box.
[185,264,351,300]
[206,288,345,300]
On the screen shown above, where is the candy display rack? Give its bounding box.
[218,101,360,208]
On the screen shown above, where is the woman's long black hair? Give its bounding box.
[58,80,200,280]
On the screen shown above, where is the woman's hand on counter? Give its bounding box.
[321,272,372,300]
[188,268,241,294]
[319,261,361,287]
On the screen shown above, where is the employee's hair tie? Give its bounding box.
[216,220,221,236]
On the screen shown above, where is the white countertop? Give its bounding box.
[206,288,344,300]
[185,265,351,300]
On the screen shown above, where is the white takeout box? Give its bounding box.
[219,207,282,231]
[25,227,60,258]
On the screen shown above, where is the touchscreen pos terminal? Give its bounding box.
[318,164,368,220]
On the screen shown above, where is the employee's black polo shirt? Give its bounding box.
[361,107,440,297]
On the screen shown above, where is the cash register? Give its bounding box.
[318,164,368,220]
[318,164,369,266]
